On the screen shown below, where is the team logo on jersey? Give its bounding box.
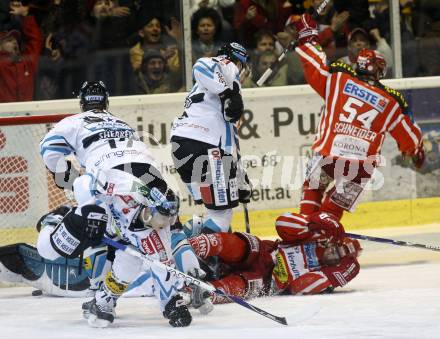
[208,148,227,206]
[343,80,389,112]
[140,230,168,262]
[273,252,289,284]
[303,243,320,269]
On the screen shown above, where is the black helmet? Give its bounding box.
[78,81,109,112]
[217,42,249,67]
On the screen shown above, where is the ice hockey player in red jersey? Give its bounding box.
[291,14,425,221]
[187,211,361,302]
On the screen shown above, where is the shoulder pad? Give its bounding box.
[381,85,409,110]
[329,61,357,76]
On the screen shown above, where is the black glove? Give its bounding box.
[219,81,244,123]
[49,204,107,258]
[81,205,108,247]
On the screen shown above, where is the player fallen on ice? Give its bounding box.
[170,42,252,236]
[290,14,425,221]
[186,211,361,302]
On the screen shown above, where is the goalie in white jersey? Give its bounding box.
[170,42,251,236]
[37,81,207,327]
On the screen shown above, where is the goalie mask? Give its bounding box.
[137,186,180,229]
[356,49,387,81]
[78,80,109,112]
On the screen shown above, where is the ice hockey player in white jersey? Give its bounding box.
[37,81,209,327]
[170,42,251,236]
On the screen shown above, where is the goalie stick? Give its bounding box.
[102,237,287,325]
[256,0,331,86]
[346,233,440,252]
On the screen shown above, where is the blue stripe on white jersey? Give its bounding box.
[40,134,73,156]
[192,59,221,80]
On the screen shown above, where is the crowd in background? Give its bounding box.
[0,0,439,103]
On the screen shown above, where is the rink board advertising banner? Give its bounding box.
[1,84,439,227]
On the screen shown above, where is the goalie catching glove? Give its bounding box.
[49,205,108,258]
[219,81,244,123]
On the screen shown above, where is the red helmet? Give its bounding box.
[338,238,362,259]
[356,48,387,80]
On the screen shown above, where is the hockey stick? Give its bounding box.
[102,237,287,325]
[256,0,331,86]
[346,233,440,252]
[233,125,251,233]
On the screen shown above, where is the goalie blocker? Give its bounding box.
[39,205,107,259]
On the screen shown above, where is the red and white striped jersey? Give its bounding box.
[295,43,423,161]
[272,212,359,295]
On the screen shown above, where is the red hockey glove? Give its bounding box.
[321,256,360,288]
[292,13,319,45]
[412,144,425,169]
[308,212,345,241]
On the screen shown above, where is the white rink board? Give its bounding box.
[0,77,439,228]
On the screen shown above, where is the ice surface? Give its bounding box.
[1,226,440,339]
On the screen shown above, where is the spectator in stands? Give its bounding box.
[135,49,184,94]
[234,0,294,46]
[338,27,393,77]
[189,0,235,41]
[373,0,419,77]
[273,16,305,85]
[191,7,224,63]
[253,28,275,54]
[0,2,42,102]
[418,19,440,76]
[333,0,371,29]
[35,0,92,100]
[242,50,288,88]
[129,15,182,87]
[309,0,349,62]
[87,0,137,95]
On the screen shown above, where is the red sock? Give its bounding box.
[299,181,323,215]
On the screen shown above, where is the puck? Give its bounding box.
[32,289,43,296]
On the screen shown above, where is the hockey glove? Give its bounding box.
[219,81,244,123]
[81,205,108,247]
[292,13,319,45]
[308,212,345,242]
[49,205,107,258]
[163,295,192,327]
[412,144,425,169]
[181,282,214,315]
[321,256,360,288]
